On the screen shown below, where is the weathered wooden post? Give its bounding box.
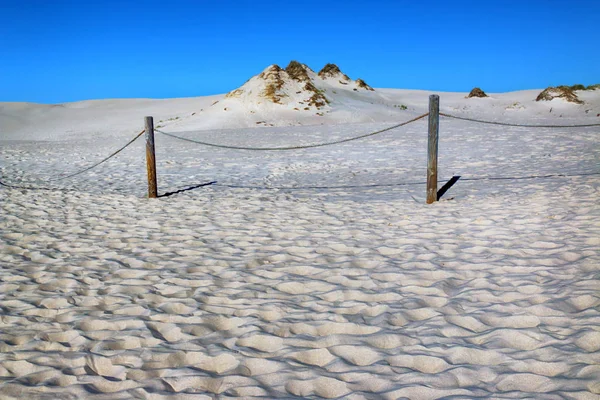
[145,116,158,198]
[427,95,439,204]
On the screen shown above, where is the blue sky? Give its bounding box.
[1,0,598,103]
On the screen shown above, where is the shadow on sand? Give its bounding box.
[437,175,461,200]
[156,176,463,200]
[158,181,217,198]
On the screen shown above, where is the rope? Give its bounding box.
[460,171,600,182]
[0,129,146,191]
[155,113,429,151]
[51,129,146,181]
[0,178,76,192]
[216,171,600,191]
[217,180,428,190]
[439,112,600,128]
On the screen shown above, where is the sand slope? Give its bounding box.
[2,87,599,141]
[1,89,599,399]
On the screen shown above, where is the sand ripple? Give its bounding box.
[1,169,599,398]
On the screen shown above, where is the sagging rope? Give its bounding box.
[439,112,600,128]
[155,113,429,151]
[460,171,600,182]
[216,171,600,191]
[0,178,76,192]
[51,129,146,181]
[0,129,146,191]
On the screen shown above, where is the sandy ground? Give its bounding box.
[1,90,599,399]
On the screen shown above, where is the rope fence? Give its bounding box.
[0,129,145,191]
[2,95,599,201]
[52,129,146,181]
[0,178,76,192]
[215,171,600,191]
[439,112,600,128]
[155,113,429,151]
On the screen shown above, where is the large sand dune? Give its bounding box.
[1,88,599,399]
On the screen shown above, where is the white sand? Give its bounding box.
[0,87,599,399]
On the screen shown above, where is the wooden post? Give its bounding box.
[427,95,439,204]
[145,116,158,198]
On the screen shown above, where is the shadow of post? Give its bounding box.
[158,181,217,198]
[437,176,461,200]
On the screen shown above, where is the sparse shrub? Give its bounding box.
[467,87,488,98]
[304,82,329,108]
[552,83,599,91]
[226,88,244,98]
[308,93,327,108]
[264,83,286,103]
[536,86,583,104]
[260,65,286,103]
[285,61,311,82]
[318,63,350,81]
[356,79,374,91]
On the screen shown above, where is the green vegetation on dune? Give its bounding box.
[559,84,600,91]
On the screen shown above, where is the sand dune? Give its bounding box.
[1,88,599,399]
